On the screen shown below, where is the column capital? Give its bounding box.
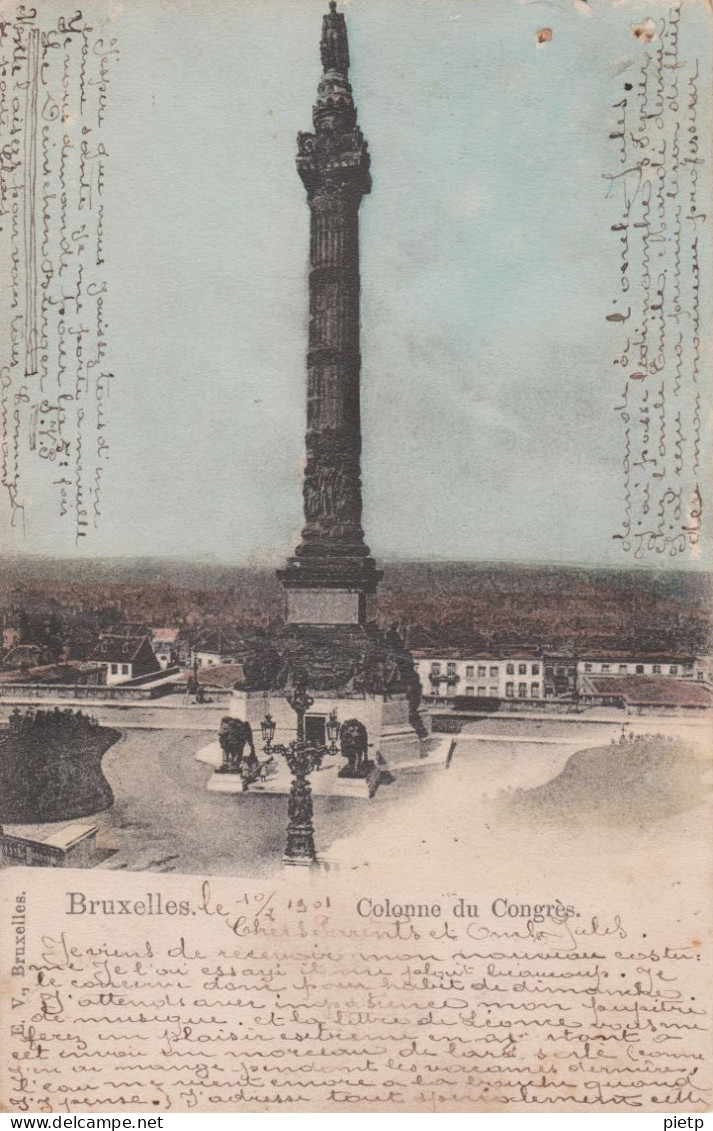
[297,128,370,201]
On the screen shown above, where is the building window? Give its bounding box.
[465,665,474,678]
[447,684,456,698]
[636,665,644,674]
[556,666,565,676]
[669,665,678,675]
[697,671,704,681]
[465,686,474,696]
[477,685,486,696]
[601,664,610,672]
[619,664,628,673]
[518,683,527,698]
[653,664,661,674]
[121,664,129,675]
[506,682,514,698]
[489,666,498,678]
[531,683,540,698]
[489,686,498,697]
[477,665,486,678]
[532,664,540,675]
[431,663,441,676]
[506,663,515,675]
[584,663,592,672]
[447,662,457,677]
[518,664,526,675]
[110,663,118,674]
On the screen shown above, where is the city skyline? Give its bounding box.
[1,549,711,573]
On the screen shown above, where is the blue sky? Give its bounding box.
[4,0,710,568]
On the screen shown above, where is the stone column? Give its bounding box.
[279,2,381,625]
[302,186,365,558]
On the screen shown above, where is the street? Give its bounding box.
[88,722,585,875]
[55,714,710,881]
[95,728,370,875]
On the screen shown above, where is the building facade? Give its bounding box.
[414,648,711,707]
[2,626,20,653]
[544,652,577,699]
[413,650,544,703]
[192,630,244,669]
[576,652,709,688]
[88,634,161,686]
[151,628,180,669]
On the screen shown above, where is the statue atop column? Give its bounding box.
[320,1,349,74]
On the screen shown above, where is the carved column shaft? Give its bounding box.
[300,187,365,555]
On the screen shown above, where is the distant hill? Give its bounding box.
[0,557,710,656]
[379,561,712,655]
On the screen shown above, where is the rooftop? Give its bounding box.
[1,645,44,670]
[0,662,98,685]
[412,648,541,661]
[194,629,245,655]
[151,628,180,644]
[89,635,153,663]
[581,675,712,708]
[579,651,700,664]
[179,663,246,689]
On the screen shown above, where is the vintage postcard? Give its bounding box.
[0,0,711,1115]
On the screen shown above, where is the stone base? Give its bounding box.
[226,687,423,765]
[197,736,450,798]
[197,657,429,797]
[338,758,374,780]
[285,588,363,626]
[278,550,379,626]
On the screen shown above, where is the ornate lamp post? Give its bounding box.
[326,708,340,756]
[276,680,319,866]
[260,713,276,755]
[281,740,319,866]
[286,682,314,742]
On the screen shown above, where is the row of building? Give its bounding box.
[412,648,711,704]
[2,617,712,716]
[0,624,267,689]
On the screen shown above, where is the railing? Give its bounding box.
[0,834,64,867]
[0,679,185,702]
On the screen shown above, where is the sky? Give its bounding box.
[2,0,711,568]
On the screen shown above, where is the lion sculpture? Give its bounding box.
[338,717,370,779]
